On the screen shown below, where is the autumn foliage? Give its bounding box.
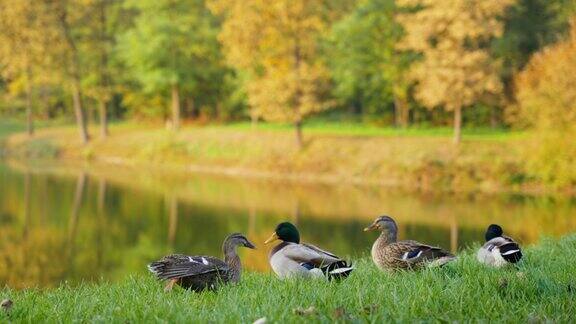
[516,20,576,187]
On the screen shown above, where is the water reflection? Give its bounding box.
[0,160,575,288]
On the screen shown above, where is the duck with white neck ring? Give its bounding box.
[364,215,456,271]
[477,224,522,267]
[265,222,354,280]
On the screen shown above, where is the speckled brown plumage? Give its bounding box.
[366,216,455,271]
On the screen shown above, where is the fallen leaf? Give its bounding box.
[293,306,316,316]
[333,306,348,319]
[363,304,379,314]
[498,278,508,289]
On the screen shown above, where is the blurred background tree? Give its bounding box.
[328,0,414,127]
[1,0,576,186]
[0,0,57,137]
[515,20,576,188]
[117,0,225,131]
[210,0,344,148]
[397,0,516,144]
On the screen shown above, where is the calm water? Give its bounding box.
[1,160,575,288]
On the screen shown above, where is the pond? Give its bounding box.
[1,159,575,288]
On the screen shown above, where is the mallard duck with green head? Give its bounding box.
[264,222,354,279]
[364,215,455,271]
[477,224,522,267]
[148,233,255,292]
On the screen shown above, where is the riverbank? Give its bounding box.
[1,121,542,194]
[1,235,575,322]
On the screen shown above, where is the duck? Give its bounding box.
[148,233,255,292]
[264,222,354,279]
[364,215,455,271]
[477,224,522,267]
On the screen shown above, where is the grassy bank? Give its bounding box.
[1,235,575,322]
[2,121,537,193]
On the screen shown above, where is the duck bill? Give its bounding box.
[245,240,257,249]
[363,223,377,232]
[264,232,279,244]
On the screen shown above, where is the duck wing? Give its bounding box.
[288,243,354,279]
[393,241,454,265]
[148,254,229,280]
[484,236,522,263]
[279,243,342,267]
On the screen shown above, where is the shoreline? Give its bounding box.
[1,123,570,196]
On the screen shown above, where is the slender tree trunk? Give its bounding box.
[394,96,409,128]
[490,106,498,129]
[295,120,303,149]
[171,84,181,131]
[25,66,34,136]
[98,0,109,139]
[453,105,462,144]
[58,2,89,144]
[98,100,108,138]
[71,78,89,144]
[250,113,258,129]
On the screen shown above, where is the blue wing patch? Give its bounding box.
[402,249,423,260]
[300,262,315,270]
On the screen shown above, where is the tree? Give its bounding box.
[492,0,576,126]
[118,0,223,131]
[210,0,340,148]
[46,0,91,144]
[0,0,55,136]
[82,0,116,138]
[515,19,576,187]
[328,0,413,127]
[397,0,515,143]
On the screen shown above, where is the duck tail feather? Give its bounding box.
[322,260,354,280]
[427,255,457,268]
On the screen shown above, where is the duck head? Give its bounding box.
[485,224,503,242]
[224,233,256,249]
[264,222,300,244]
[364,215,398,234]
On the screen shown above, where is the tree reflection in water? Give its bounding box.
[1,161,576,287]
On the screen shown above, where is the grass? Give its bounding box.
[2,236,575,323]
[0,120,26,140]
[212,120,525,141]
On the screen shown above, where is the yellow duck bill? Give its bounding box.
[264,232,279,244]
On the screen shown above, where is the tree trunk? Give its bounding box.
[58,2,89,144]
[453,105,462,144]
[295,121,303,149]
[394,96,409,128]
[72,78,89,144]
[490,106,498,129]
[99,100,108,138]
[171,84,181,131]
[98,0,109,139]
[25,67,34,136]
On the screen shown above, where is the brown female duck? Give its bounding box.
[364,216,455,271]
[148,233,255,291]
